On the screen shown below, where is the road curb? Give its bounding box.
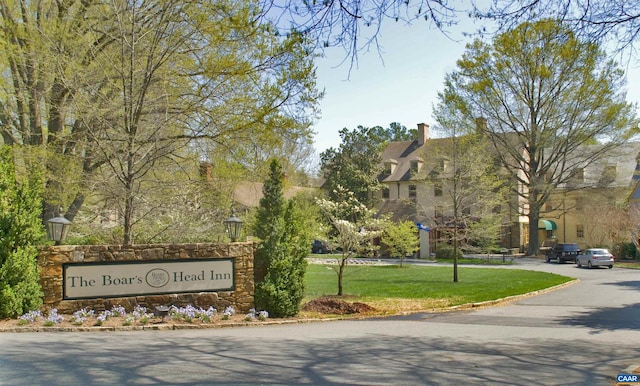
[0,278,581,333]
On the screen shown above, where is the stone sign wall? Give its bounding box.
[37,243,255,314]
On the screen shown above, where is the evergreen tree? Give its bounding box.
[320,126,386,211]
[0,146,45,318]
[252,159,310,317]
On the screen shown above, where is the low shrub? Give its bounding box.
[435,244,463,260]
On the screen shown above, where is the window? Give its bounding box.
[545,201,553,212]
[600,164,617,184]
[604,165,617,179]
[384,162,393,175]
[572,168,584,182]
[410,161,419,174]
[408,185,417,199]
[576,224,584,238]
[575,198,583,210]
[435,206,444,218]
[382,186,389,199]
[434,182,443,197]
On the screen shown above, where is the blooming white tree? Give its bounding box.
[316,186,387,296]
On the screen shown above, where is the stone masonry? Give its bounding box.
[37,242,255,314]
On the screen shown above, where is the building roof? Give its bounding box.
[232,181,315,209]
[559,142,640,189]
[379,137,452,182]
[379,125,640,190]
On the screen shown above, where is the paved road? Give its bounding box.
[1,259,638,385]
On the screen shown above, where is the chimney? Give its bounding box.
[417,123,429,145]
[199,162,212,180]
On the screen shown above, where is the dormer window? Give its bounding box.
[411,161,419,174]
[383,160,397,175]
[571,168,584,182]
[410,159,423,176]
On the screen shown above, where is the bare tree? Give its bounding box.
[474,0,640,62]
[262,0,463,67]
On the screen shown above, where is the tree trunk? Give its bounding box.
[337,257,346,296]
[527,193,541,256]
[123,175,135,245]
[453,220,459,283]
[64,193,85,222]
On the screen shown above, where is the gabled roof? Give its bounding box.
[379,127,640,190]
[379,138,452,182]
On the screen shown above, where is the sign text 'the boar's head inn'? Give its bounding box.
[62,259,234,299]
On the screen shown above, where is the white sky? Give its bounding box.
[311,20,640,155]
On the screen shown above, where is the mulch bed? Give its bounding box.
[301,296,377,315]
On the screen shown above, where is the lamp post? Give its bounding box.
[224,210,243,242]
[47,216,72,245]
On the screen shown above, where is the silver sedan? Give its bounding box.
[576,248,614,269]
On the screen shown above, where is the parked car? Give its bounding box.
[576,248,614,269]
[545,243,580,264]
[311,240,330,254]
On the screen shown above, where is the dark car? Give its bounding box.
[311,240,330,254]
[546,243,580,264]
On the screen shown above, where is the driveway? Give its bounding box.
[0,259,638,385]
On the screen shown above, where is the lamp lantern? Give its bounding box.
[47,216,72,245]
[224,210,243,242]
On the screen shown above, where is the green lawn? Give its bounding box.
[617,260,640,269]
[303,263,573,314]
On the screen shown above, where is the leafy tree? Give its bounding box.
[370,122,416,142]
[0,0,104,223]
[316,186,386,295]
[466,217,504,254]
[427,110,508,281]
[381,220,419,267]
[80,1,321,245]
[1,1,321,244]
[0,146,44,318]
[437,19,638,256]
[319,126,388,210]
[252,159,311,317]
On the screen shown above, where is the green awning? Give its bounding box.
[538,219,557,230]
